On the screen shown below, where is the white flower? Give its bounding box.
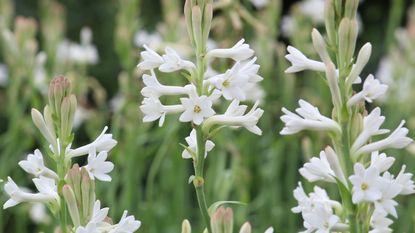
[369,210,393,233]
[18,149,58,179]
[3,176,59,209]
[182,129,215,159]
[206,39,254,61]
[85,147,114,182]
[203,100,264,135]
[292,183,341,214]
[140,96,185,126]
[374,177,401,218]
[76,222,100,233]
[137,45,164,70]
[349,163,382,203]
[369,152,395,173]
[351,107,390,154]
[159,47,195,72]
[66,126,118,158]
[208,57,262,101]
[354,120,413,156]
[302,206,341,233]
[394,165,415,195]
[141,72,191,98]
[179,92,215,125]
[280,99,341,135]
[90,200,110,225]
[346,43,372,86]
[348,75,388,107]
[299,150,336,183]
[284,46,325,73]
[110,211,141,233]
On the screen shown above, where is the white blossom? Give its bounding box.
[182,129,215,159]
[299,150,336,183]
[351,107,390,153]
[369,210,393,233]
[137,45,164,70]
[369,152,395,173]
[3,176,59,209]
[203,100,264,135]
[302,206,341,233]
[141,72,191,98]
[208,57,262,101]
[140,97,185,126]
[18,149,58,179]
[179,92,215,125]
[355,120,412,156]
[66,126,117,158]
[280,99,341,135]
[264,227,274,233]
[159,47,195,72]
[374,177,401,218]
[394,165,415,195]
[292,183,341,214]
[348,75,388,107]
[349,163,382,203]
[206,39,254,61]
[284,46,325,73]
[85,147,114,182]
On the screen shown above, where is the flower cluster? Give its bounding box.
[280,0,414,232]
[137,37,264,159]
[3,76,140,233]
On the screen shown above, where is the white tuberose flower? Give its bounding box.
[369,152,395,173]
[206,39,254,61]
[280,99,341,135]
[66,126,118,158]
[18,149,58,179]
[85,147,114,182]
[159,47,195,72]
[182,129,215,159]
[137,45,164,71]
[348,75,388,107]
[141,72,191,98]
[354,121,413,156]
[203,100,264,135]
[349,163,382,204]
[299,150,336,183]
[140,96,185,127]
[3,176,59,209]
[284,46,325,73]
[351,107,390,153]
[179,92,215,125]
[208,57,262,101]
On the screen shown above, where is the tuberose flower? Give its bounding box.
[137,44,164,70]
[159,47,195,72]
[206,39,254,61]
[179,92,215,125]
[284,46,325,73]
[140,96,185,127]
[84,147,114,182]
[182,129,215,159]
[18,149,58,179]
[349,163,382,204]
[348,75,388,107]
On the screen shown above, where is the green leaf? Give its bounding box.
[208,201,246,216]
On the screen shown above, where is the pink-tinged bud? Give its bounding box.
[344,0,359,19]
[60,95,77,143]
[48,76,72,118]
[223,207,234,233]
[80,167,95,221]
[325,0,336,46]
[62,184,80,227]
[211,207,225,233]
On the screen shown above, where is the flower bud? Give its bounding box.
[203,3,213,43]
[338,19,358,70]
[324,0,336,46]
[346,43,372,86]
[62,184,80,227]
[80,168,95,222]
[311,29,331,64]
[184,0,195,46]
[181,219,192,233]
[48,76,72,119]
[239,222,252,233]
[60,95,77,143]
[344,0,359,19]
[192,6,202,51]
[31,108,57,148]
[325,62,342,112]
[211,207,234,233]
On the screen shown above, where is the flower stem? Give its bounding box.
[194,127,212,233]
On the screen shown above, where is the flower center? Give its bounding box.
[193,105,202,113]
[361,182,368,190]
[222,79,230,88]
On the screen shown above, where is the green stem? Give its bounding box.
[194,127,212,233]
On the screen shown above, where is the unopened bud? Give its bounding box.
[49,76,71,119]
[239,222,252,233]
[338,19,358,70]
[325,0,336,46]
[223,207,234,233]
[324,146,347,185]
[80,168,95,221]
[211,207,225,233]
[325,62,342,112]
[203,3,213,44]
[311,29,332,64]
[60,95,77,143]
[31,108,57,148]
[66,164,82,203]
[344,0,359,19]
[346,43,372,86]
[184,0,195,46]
[62,184,81,227]
[192,6,202,51]
[181,219,192,233]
